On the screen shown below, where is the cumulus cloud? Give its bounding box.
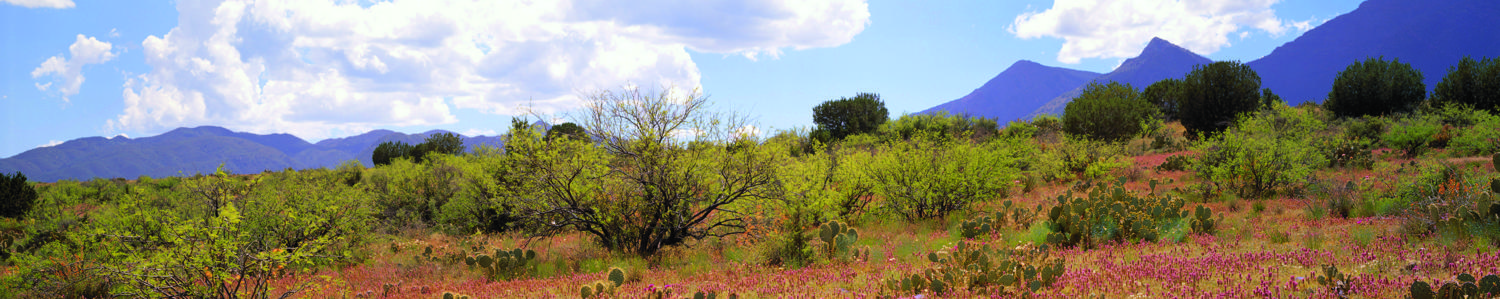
[110,0,869,141]
[2,0,73,9]
[31,34,117,103]
[1010,0,1313,64]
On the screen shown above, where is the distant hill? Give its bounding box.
[919,60,1100,123]
[1028,37,1212,118]
[0,126,511,182]
[1248,0,1500,104]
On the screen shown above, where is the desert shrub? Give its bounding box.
[867,133,1025,221]
[881,241,1064,296]
[759,230,814,268]
[436,146,525,235]
[1194,104,1328,198]
[364,156,462,230]
[508,87,780,256]
[1449,112,1500,156]
[1340,115,1389,142]
[1431,56,1500,113]
[10,166,373,298]
[1382,117,1440,158]
[1156,154,1193,171]
[1317,137,1375,169]
[1036,136,1128,182]
[1176,61,1264,136]
[1143,78,1184,121]
[1396,163,1500,242]
[813,92,888,141]
[880,112,999,143]
[1030,115,1064,143]
[1062,81,1158,142]
[1324,56,1426,118]
[544,122,588,142]
[1044,179,1207,249]
[0,172,38,219]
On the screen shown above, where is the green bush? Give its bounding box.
[868,133,1026,221]
[1383,117,1440,158]
[1036,136,1128,182]
[1449,112,1500,156]
[0,172,38,219]
[1317,137,1375,169]
[813,92,889,141]
[544,122,589,142]
[1324,56,1426,118]
[1062,82,1158,142]
[1143,78,1183,121]
[1176,61,1264,136]
[1432,56,1500,113]
[1194,104,1327,198]
[880,112,999,142]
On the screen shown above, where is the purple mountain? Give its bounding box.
[919,60,1100,123]
[0,126,511,182]
[1248,0,1500,104]
[1028,37,1212,118]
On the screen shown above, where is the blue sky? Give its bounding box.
[1,0,1363,158]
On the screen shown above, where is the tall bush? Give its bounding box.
[1432,56,1500,113]
[1194,104,1327,198]
[1176,61,1264,136]
[867,133,1026,221]
[0,172,37,219]
[1062,82,1158,142]
[1324,56,1426,118]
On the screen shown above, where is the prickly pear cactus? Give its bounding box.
[607,267,626,287]
[818,220,862,261]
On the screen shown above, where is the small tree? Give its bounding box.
[0,172,37,219]
[372,141,412,166]
[1062,81,1158,141]
[1432,56,1500,113]
[1176,61,1264,136]
[812,93,888,141]
[1143,78,1183,121]
[511,87,779,256]
[1324,56,1426,118]
[545,122,589,142]
[420,132,466,157]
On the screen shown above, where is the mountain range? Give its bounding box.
[0,126,510,182]
[923,0,1500,120]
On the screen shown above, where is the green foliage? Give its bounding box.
[1036,136,1129,182]
[882,241,1064,296]
[545,122,589,142]
[512,88,779,256]
[1448,111,1500,156]
[371,132,466,166]
[372,141,413,166]
[1383,117,1440,158]
[1194,104,1327,198]
[867,134,1026,221]
[1156,154,1192,172]
[1143,78,1183,121]
[879,112,999,142]
[1044,179,1193,249]
[813,92,889,141]
[760,229,815,268]
[1176,61,1264,136]
[1062,82,1158,141]
[464,248,538,281]
[1325,56,1427,117]
[1432,56,1500,113]
[0,172,38,219]
[364,155,463,230]
[1317,137,1375,169]
[9,166,373,298]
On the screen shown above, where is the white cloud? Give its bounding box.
[1010,0,1314,64]
[2,0,74,9]
[31,34,116,103]
[37,140,63,148]
[461,128,497,137]
[111,0,869,141]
